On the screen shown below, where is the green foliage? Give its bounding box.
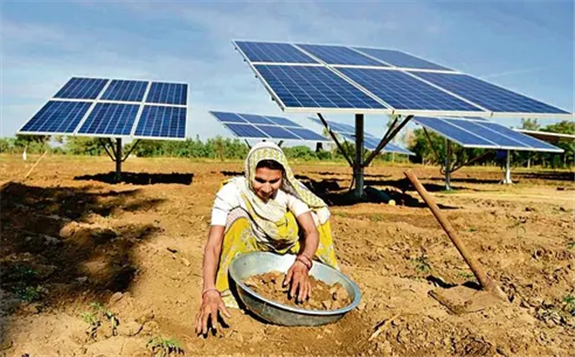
[81,302,119,339]
[410,254,431,276]
[521,118,540,130]
[0,135,50,154]
[147,336,184,357]
[563,295,575,316]
[13,285,45,302]
[65,137,105,156]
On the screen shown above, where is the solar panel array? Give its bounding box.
[18,77,188,140]
[234,41,571,118]
[210,111,329,142]
[308,117,415,156]
[413,117,563,153]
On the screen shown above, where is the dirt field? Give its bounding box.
[1,154,574,357]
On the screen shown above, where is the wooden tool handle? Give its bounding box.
[404,170,506,300]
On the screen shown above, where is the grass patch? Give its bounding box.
[147,336,184,357]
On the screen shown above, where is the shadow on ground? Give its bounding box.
[0,181,164,343]
[74,172,194,185]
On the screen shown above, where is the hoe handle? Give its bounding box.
[404,170,506,300]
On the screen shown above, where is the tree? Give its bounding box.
[520,118,540,131]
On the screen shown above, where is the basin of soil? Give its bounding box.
[243,271,352,310]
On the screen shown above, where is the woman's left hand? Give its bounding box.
[284,260,311,303]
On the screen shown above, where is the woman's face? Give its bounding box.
[253,167,283,201]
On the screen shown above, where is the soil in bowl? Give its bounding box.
[243,271,352,310]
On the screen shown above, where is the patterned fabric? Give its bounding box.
[230,142,331,250]
[217,208,339,308]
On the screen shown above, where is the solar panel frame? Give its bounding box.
[445,119,531,150]
[133,105,187,140]
[254,125,301,139]
[18,100,94,135]
[475,121,564,153]
[413,117,503,148]
[308,117,414,155]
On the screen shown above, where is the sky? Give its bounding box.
[1,0,574,144]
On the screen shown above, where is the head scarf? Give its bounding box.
[230,142,329,249]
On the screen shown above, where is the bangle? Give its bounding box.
[296,255,313,270]
[201,288,220,298]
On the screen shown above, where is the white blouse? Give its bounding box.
[210,182,311,226]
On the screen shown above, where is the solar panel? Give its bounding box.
[134,106,186,139]
[101,80,148,102]
[264,115,302,127]
[19,101,92,134]
[446,119,530,149]
[413,117,499,148]
[476,122,563,152]
[285,127,326,141]
[146,82,187,105]
[256,125,300,139]
[412,72,570,115]
[210,111,247,123]
[414,116,564,152]
[239,114,274,124]
[223,123,269,138]
[254,65,386,110]
[78,103,139,136]
[296,44,387,67]
[354,48,451,71]
[338,68,481,112]
[53,77,108,100]
[235,41,317,64]
[211,111,329,142]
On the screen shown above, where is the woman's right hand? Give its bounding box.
[195,290,231,335]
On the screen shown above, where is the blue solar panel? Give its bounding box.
[446,119,530,148]
[224,123,269,138]
[384,142,415,155]
[19,101,92,134]
[255,125,300,139]
[413,72,569,114]
[78,103,139,136]
[235,41,317,63]
[146,82,187,105]
[338,68,480,112]
[255,65,385,110]
[239,114,274,124]
[413,117,498,147]
[354,48,451,71]
[134,106,186,139]
[101,80,148,102]
[296,44,386,66]
[285,127,326,141]
[54,77,108,100]
[476,122,563,152]
[264,116,302,127]
[211,111,248,123]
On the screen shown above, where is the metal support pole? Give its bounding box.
[354,114,365,199]
[445,139,452,191]
[503,150,512,184]
[115,138,122,182]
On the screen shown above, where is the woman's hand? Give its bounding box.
[195,290,231,335]
[283,260,311,303]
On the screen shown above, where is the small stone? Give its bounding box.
[135,309,155,324]
[236,333,244,343]
[109,292,123,306]
[182,258,191,267]
[59,222,79,238]
[118,320,142,337]
[76,276,88,284]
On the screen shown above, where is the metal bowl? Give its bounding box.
[228,252,361,326]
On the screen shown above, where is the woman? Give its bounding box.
[195,142,338,335]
